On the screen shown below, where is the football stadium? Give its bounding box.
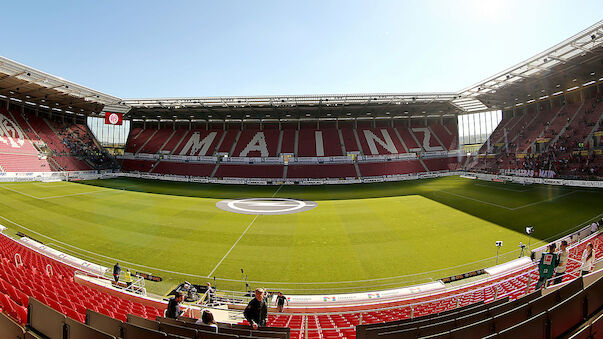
[0,3,602,339]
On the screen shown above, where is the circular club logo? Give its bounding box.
[108,113,120,125]
[0,113,25,148]
[216,198,318,215]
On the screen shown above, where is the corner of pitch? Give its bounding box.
[216,198,318,215]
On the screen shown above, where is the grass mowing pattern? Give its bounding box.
[0,176,600,295]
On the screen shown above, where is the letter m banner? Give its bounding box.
[105,112,123,125]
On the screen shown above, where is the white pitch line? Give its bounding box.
[473,183,531,192]
[439,190,513,210]
[439,189,578,211]
[271,184,284,198]
[40,189,112,200]
[0,184,114,200]
[0,185,41,199]
[512,190,577,210]
[207,214,259,277]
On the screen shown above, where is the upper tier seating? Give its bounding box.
[0,106,102,172]
[356,128,407,155]
[125,122,458,159]
[153,161,215,177]
[358,160,425,176]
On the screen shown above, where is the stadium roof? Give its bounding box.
[459,20,603,112]
[0,56,122,115]
[0,20,601,121]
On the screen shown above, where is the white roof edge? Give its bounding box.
[457,20,603,96]
[0,55,122,106]
[123,92,458,104]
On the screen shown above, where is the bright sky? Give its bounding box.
[1,1,601,99]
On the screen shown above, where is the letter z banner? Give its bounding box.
[105,112,123,125]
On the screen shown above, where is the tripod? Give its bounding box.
[519,243,527,258]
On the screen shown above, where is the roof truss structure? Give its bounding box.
[0,21,602,121]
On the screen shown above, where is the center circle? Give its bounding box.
[216,198,318,215]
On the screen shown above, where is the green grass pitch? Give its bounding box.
[0,176,600,295]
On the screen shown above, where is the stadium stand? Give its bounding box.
[467,92,603,179]
[358,160,426,176]
[117,120,461,180]
[0,104,109,172]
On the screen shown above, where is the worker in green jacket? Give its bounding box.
[536,244,558,290]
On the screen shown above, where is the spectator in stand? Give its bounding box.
[244,288,268,330]
[535,244,558,290]
[195,309,218,332]
[113,263,121,283]
[592,221,599,234]
[275,292,288,313]
[553,240,569,285]
[166,291,185,319]
[205,282,215,303]
[580,243,595,276]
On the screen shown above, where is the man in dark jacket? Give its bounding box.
[244,288,268,329]
[166,292,184,319]
[113,263,121,283]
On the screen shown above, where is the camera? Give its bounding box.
[518,242,526,249]
[495,241,503,247]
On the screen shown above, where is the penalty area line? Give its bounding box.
[207,214,259,277]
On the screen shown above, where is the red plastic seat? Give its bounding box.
[64,307,85,323]
[15,304,27,325]
[48,299,64,313]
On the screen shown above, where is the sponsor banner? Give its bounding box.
[422,151,448,158]
[104,112,123,125]
[362,177,384,183]
[441,268,486,283]
[135,272,163,282]
[261,157,284,164]
[594,131,603,137]
[285,281,445,306]
[246,180,268,185]
[223,157,249,163]
[20,237,108,275]
[331,156,353,162]
[543,179,564,185]
[300,180,324,185]
[536,138,550,143]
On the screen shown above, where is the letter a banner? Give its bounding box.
[104,112,123,125]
